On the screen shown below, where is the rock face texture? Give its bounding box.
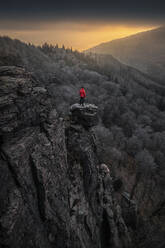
[0,66,69,248]
[70,103,98,128]
[66,123,131,248]
[0,66,131,248]
[112,160,165,248]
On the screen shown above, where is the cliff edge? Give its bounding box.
[0,66,131,248]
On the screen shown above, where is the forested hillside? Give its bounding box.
[1,36,165,174]
[85,26,165,84]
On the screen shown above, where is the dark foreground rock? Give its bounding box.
[66,122,132,248]
[0,66,132,248]
[70,103,98,128]
[0,66,69,248]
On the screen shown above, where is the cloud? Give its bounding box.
[0,0,165,23]
[0,0,164,50]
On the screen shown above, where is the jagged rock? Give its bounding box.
[0,66,50,135]
[0,66,131,248]
[70,103,98,128]
[0,65,28,77]
[33,86,47,94]
[121,192,137,229]
[66,120,131,248]
[100,163,110,175]
[0,66,69,248]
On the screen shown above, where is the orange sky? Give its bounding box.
[0,21,156,50]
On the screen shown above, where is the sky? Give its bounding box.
[0,0,164,50]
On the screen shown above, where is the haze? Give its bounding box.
[0,0,164,50]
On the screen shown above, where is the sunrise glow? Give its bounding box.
[0,21,156,50]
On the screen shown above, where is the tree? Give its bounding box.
[130,149,156,200]
[127,135,143,156]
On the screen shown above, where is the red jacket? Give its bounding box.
[80,88,86,98]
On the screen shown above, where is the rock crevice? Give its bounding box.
[0,66,131,248]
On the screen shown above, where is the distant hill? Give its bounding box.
[85,26,165,83]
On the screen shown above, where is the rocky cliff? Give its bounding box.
[112,157,165,248]
[0,66,132,248]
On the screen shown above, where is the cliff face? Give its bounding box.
[0,66,131,248]
[66,105,131,248]
[112,159,165,248]
[0,66,69,248]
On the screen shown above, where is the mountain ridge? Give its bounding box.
[85,26,165,83]
[85,26,163,51]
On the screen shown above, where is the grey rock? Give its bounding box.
[33,87,47,94]
[70,103,98,128]
[66,122,131,248]
[0,66,131,248]
[0,66,68,248]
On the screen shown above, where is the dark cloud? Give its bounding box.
[0,0,164,23]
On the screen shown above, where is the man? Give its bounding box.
[79,87,86,106]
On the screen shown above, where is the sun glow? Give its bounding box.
[0,21,156,50]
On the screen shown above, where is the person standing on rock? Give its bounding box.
[79,87,86,106]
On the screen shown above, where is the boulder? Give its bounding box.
[70,103,98,128]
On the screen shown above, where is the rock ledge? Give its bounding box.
[70,103,98,128]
